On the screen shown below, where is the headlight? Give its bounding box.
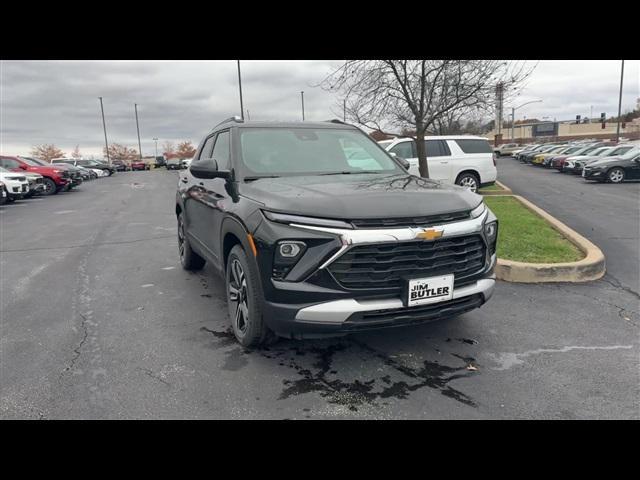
[484,220,498,255]
[272,241,307,280]
[52,169,61,173]
[470,202,486,219]
[262,210,353,229]
[484,221,498,241]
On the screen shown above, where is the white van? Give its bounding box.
[379,136,497,192]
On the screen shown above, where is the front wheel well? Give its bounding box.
[223,232,242,268]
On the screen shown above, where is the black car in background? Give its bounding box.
[583,148,640,183]
[176,117,498,346]
[112,160,130,172]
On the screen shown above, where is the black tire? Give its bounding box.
[607,167,625,184]
[7,196,15,203]
[226,244,274,347]
[103,169,112,177]
[455,172,480,193]
[177,212,205,271]
[41,177,58,196]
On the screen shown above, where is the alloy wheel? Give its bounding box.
[459,175,478,193]
[177,215,185,259]
[608,169,624,183]
[228,259,249,336]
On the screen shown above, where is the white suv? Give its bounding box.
[0,167,30,201]
[379,136,497,192]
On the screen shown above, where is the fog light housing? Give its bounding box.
[272,241,307,280]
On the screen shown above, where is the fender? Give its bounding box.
[220,215,261,275]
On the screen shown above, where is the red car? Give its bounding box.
[131,161,149,171]
[0,155,70,195]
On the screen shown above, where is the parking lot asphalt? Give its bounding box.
[1,170,638,419]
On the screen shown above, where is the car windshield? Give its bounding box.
[238,127,401,177]
[619,148,640,160]
[20,157,49,166]
[592,148,612,156]
[19,158,43,166]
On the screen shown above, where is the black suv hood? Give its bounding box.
[239,173,482,220]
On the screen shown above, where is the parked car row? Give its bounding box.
[506,140,640,183]
[0,155,116,203]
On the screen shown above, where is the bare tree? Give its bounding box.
[30,144,65,162]
[175,141,196,159]
[162,141,176,158]
[319,60,534,177]
[71,144,82,159]
[104,144,138,161]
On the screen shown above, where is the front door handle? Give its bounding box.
[180,178,188,183]
[440,161,449,164]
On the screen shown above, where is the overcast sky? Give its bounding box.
[1,60,638,157]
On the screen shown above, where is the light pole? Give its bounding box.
[134,103,143,161]
[343,99,346,122]
[616,60,625,143]
[153,137,158,159]
[510,99,543,142]
[98,97,110,164]
[237,60,244,121]
[301,91,305,121]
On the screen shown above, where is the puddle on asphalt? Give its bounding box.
[200,326,480,411]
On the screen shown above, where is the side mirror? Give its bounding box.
[189,159,231,180]
[395,156,410,170]
[19,164,28,170]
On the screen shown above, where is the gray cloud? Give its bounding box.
[1,60,638,157]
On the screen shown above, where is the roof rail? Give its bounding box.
[212,115,244,130]
[325,119,347,124]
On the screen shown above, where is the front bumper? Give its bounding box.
[264,272,495,338]
[583,168,604,180]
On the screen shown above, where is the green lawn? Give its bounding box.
[484,196,584,263]
[478,183,504,192]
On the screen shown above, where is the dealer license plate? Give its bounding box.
[406,274,454,307]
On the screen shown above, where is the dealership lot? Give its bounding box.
[1,170,638,419]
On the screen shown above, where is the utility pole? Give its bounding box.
[134,103,143,161]
[343,99,346,122]
[237,60,244,121]
[616,60,625,143]
[301,91,305,121]
[153,137,158,158]
[98,97,110,164]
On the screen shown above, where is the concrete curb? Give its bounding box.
[489,194,606,283]
[480,180,512,195]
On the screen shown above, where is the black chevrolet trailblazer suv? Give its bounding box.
[176,117,498,346]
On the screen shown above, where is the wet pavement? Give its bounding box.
[1,169,638,419]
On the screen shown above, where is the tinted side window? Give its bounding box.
[211,131,230,170]
[198,135,217,161]
[1,158,20,169]
[425,140,445,157]
[389,141,414,159]
[455,139,493,154]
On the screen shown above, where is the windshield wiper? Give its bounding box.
[318,171,383,176]
[244,175,281,182]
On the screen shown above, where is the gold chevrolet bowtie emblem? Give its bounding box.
[416,228,443,240]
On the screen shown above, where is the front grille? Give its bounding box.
[61,171,70,178]
[36,177,43,184]
[351,210,470,229]
[327,234,486,291]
